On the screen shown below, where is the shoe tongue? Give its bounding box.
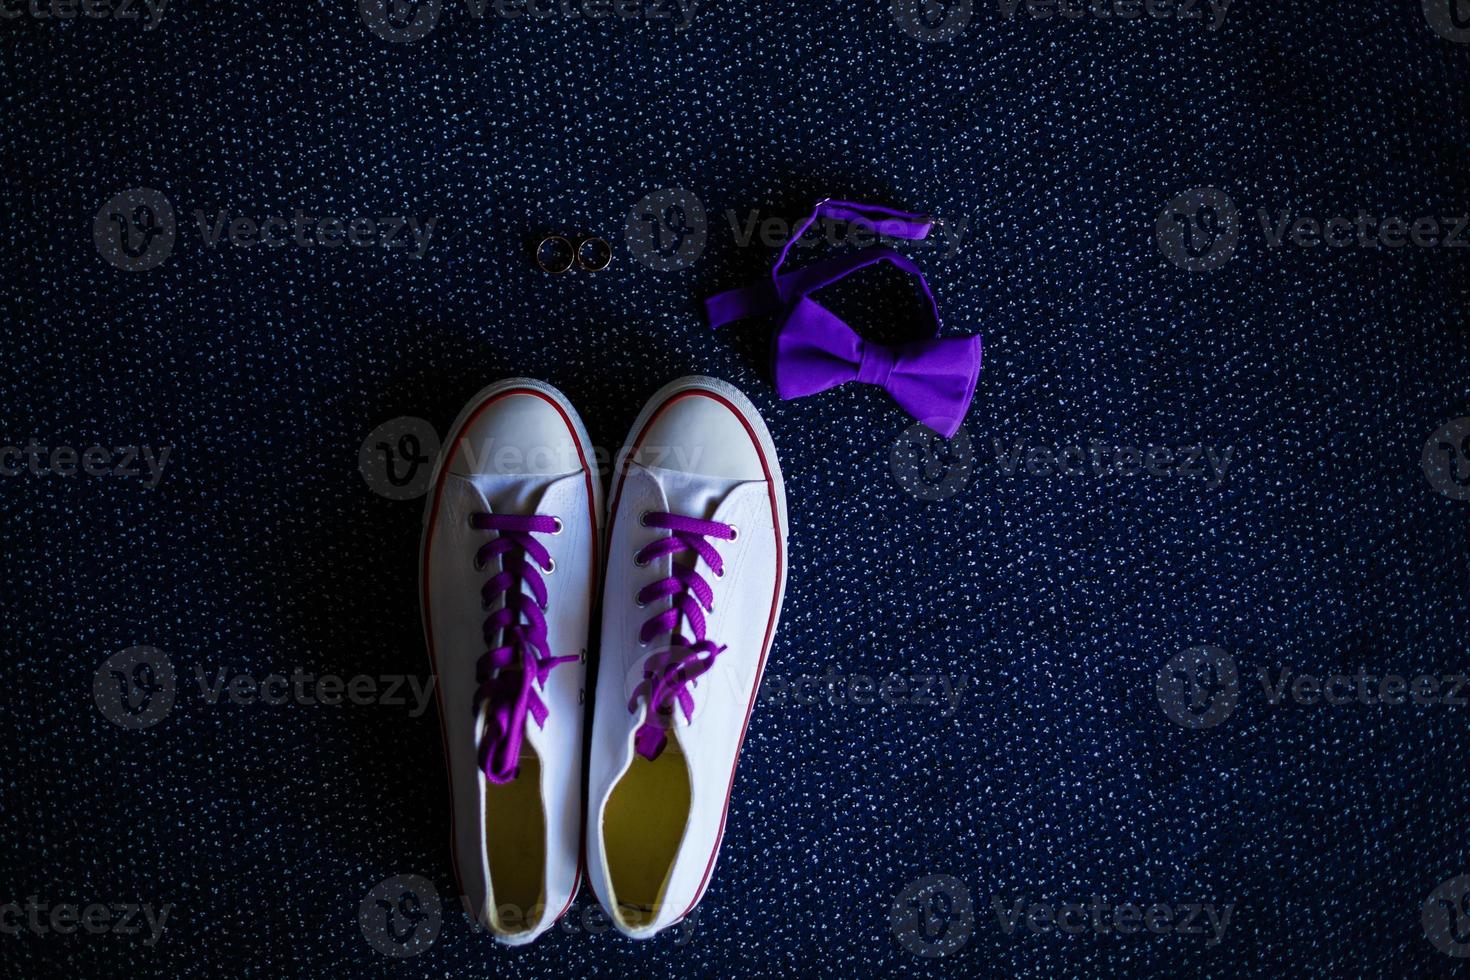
[636,464,748,521]
[464,472,563,515]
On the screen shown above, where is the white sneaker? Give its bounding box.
[419,379,603,945]
[586,375,788,938]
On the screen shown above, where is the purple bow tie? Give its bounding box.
[705,199,982,439]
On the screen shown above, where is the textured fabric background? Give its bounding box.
[4,1,1470,976]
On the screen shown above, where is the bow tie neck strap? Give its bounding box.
[773,199,935,279]
[706,244,943,337]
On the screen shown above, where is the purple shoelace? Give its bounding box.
[627,511,738,760]
[469,511,577,784]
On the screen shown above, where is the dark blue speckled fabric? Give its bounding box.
[4,1,1470,976]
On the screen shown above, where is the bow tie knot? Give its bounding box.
[856,339,899,389]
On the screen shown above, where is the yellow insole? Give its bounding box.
[484,754,545,929]
[604,739,691,928]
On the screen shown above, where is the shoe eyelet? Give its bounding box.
[635,596,647,608]
[639,511,651,527]
[543,557,556,574]
[634,552,648,567]
[550,517,564,535]
[467,514,479,530]
[727,524,739,541]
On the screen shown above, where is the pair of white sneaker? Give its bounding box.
[419,375,787,944]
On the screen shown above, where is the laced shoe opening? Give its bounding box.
[604,733,691,929]
[484,751,547,933]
